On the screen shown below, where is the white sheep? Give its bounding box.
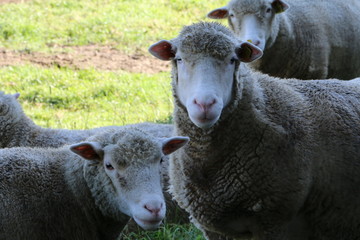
[0,91,190,228]
[149,22,360,240]
[207,0,360,80]
[0,127,189,240]
[0,91,173,148]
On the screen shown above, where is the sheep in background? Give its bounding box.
[207,0,360,80]
[0,91,173,148]
[149,22,360,239]
[0,127,189,240]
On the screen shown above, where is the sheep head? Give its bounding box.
[207,0,290,50]
[149,22,262,129]
[70,128,189,230]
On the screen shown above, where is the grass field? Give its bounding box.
[0,0,227,239]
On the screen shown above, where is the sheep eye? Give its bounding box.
[266,8,271,13]
[105,162,114,170]
[229,13,234,17]
[176,58,182,63]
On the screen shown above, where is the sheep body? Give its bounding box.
[149,22,360,239]
[0,128,188,240]
[0,91,173,148]
[208,0,360,79]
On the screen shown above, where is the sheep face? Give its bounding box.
[175,50,237,129]
[71,129,189,230]
[149,22,262,129]
[207,0,290,50]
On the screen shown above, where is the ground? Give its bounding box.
[0,45,170,74]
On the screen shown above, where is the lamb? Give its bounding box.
[207,0,360,80]
[0,91,190,228]
[0,91,173,148]
[149,22,360,240]
[0,127,189,240]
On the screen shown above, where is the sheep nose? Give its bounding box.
[144,202,163,216]
[194,98,216,113]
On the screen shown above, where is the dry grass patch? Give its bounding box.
[0,45,170,73]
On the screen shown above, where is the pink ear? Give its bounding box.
[148,40,175,61]
[236,42,263,63]
[162,137,189,155]
[272,0,289,13]
[207,7,229,19]
[70,142,103,161]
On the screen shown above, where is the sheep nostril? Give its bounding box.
[144,204,161,215]
[194,98,216,112]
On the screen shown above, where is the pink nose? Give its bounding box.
[194,98,216,113]
[144,203,163,216]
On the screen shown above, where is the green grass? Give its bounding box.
[0,65,173,129]
[0,0,228,53]
[0,0,229,238]
[121,223,205,240]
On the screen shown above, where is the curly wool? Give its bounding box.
[229,0,266,15]
[173,22,236,59]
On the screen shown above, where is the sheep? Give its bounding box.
[0,91,190,229]
[207,0,360,80]
[0,91,173,148]
[148,22,360,240]
[0,127,189,240]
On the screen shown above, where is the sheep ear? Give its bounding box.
[272,0,289,14]
[162,136,190,155]
[148,40,175,61]
[13,93,20,99]
[70,142,104,161]
[236,42,263,63]
[207,7,229,19]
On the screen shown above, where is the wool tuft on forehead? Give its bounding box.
[87,127,161,166]
[118,130,159,157]
[174,22,237,59]
[229,0,268,13]
[111,128,161,166]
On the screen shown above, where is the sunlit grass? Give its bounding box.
[0,65,173,128]
[0,0,228,53]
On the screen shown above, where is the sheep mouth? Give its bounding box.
[133,217,163,230]
[198,116,216,122]
[191,114,220,129]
